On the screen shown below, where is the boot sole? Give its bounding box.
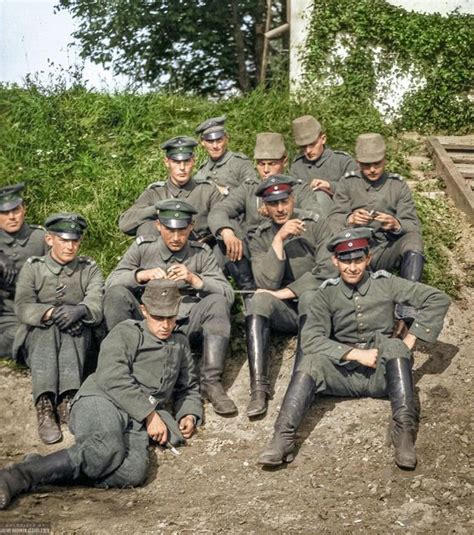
[258,452,294,466]
[247,406,267,418]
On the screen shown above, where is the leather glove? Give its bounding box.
[52,304,88,330]
[0,252,17,286]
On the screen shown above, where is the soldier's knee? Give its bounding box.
[104,285,133,307]
[79,432,127,480]
[247,292,277,317]
[298,290,316,317]
[123,455,149,487]
[378,338,412,364]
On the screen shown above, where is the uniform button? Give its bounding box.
[360,323,364,327]
[12,253,18,258]
[426,328,431,333]
[357,313,362,317]
[12,244,17,248]
[357,305,361,309]
[415,323,419,327]
[355,296,359,300]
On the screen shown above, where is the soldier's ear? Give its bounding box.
[44,233,54,247]
[320,133,327,145]
[140,304,148,319]
[331,254,339,268]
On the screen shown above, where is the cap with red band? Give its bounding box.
[327,227,374,260]
[255,175,295,201]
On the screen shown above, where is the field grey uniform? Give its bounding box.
[0,223,47,357]
[329,170,423,270]
[194,150,256,191]
[118,177,223,239]
[14,252,104,400]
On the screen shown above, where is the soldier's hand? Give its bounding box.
[179,415,196,439]
[347,209,373,226]
[373,212,401,232]
[310,179,331,191]
[52,304,87,330]
[276,219,306,241]
[0,252,17,285]
[65,321,84,337]
[346,348,378,368]
[221,229,243,261]
[146,411,168,445]
[167,263,190,283]
[136,267,167,283]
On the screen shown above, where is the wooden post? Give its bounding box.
[260,0,273,85]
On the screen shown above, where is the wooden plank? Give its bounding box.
[447,152,474,165]
[457,164,474,178]
[427,136,474,222]
[436,135,474,151]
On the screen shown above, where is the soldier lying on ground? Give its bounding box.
[0,279,202,510]
[0,183,48,358]
[13,213,104,445]
[106,200,236,416]
[208,132,322,291]
[259,227,450,470]
[244,175,336,418]
[118,136,222,241]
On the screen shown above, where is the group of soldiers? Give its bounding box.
[0,115,450,508]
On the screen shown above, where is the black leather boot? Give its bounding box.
[396,251,425,322]
[35,394,62,444]
[386,358,419,470]
[258,372,315,466]
[245,315,270,418]
[226,257,256,291]
[200,335,237,415]
[0,450,74,509]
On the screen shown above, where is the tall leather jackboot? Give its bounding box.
[0,450,74,509]
[258,371,315,466]
[36,393,62,445]
[226,257,256,291]
[396,251,425,322]
[200,334,237,416]
[386,357,419,469]
[245,315,270,418]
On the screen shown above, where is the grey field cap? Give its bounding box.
[142,279,182,317]
[355,133,386,163]
[292,115,322,146]
[254,132,287,160]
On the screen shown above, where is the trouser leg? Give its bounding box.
[0,313,18,359]
[104,285,142,331]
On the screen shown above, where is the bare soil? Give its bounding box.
[0,144,472,534]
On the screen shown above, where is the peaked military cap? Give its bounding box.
[44,212,87,239]
[160,136,198,161]
[254,132,287,160]
[292,115,323,146]
[195,116,227,140]
[327,227,374,260]
[355,133,386,163]
[155,199,198,229]
[0,183,25,211]
[142,279,182,318]
[255,175,296,202]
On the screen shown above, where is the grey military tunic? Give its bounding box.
[194,150,256,191]
[208,176,323,241]
[104,236,234,337]
[329,171,423,270]
[67,319,202,487]
[299,271,450,397]
[0,223,48,357]
[13,253,104,400]
[118,178,223,238]
[247,209,336,330]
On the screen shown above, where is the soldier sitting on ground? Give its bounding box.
[290,115,358,216]
[13,213,104,445]
[105,200,236,416]
[329,133,424,323]
[0,183,48,358]
[194,116,256,195]
[0,279,202,510]
[208,132,322,291]
[119,136,222,241]
[244,175,336,418]
[259,228,450,470]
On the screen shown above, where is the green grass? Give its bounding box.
[0,82,462,294]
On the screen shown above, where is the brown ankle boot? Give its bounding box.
[57,391,76,425]
[35,394,62,445]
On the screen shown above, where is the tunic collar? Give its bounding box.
[362,172,388,191]
[157,236,190,263]
[340,271,371,298]
[209,150,232,169]
[302,147,332,168]
[45,252,79,275]
[166,178,195,196]
[0,223,31,246]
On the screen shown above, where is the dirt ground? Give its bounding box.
[0,144,472,534]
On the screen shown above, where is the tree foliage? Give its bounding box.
[57,0,286,95]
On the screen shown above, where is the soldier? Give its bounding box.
[290,115,358,216]
[0,279,202,510]
[13,213,104,444]
[105,200,236,415]
[329,133,424,322]
[118,136,222,240]
[259,228,450,469]
[194,116,256,193]
[0,183,48,357]
[208,132,322,291]
[244,175,336,418]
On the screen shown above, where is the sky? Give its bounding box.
[0,0,472,93]
[0,0,130,90]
